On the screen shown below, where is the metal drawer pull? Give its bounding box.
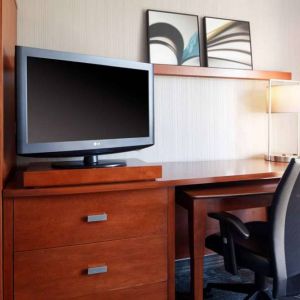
[87,213,108,223]
[87,265,108,275]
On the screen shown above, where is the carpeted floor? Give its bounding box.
[175,256,300,300]
[176,256,256,300]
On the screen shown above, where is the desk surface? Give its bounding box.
[4,159,287,197]
[182,180,278,199]
[159,159,286,185]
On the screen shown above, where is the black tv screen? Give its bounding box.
[16,46,154,161]
[27,57,149,143]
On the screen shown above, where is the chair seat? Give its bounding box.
[206,221,273,276]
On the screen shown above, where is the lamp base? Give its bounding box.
[264,153,299,163]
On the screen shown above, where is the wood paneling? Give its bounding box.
[3,197,13,300]
[2,0,16,183]
[14,189,168,251]
[1,0,17,299]
[154,64,292,81]
[14,236,167,300]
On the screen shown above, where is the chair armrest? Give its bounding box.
[208,212,250,239]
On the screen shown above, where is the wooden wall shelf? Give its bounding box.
[154,64,292,81]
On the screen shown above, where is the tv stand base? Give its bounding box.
[52,155,126,169]
[22,159,162,188]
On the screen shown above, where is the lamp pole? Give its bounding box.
[298,112,300,157]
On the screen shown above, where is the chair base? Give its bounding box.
[204,283,256,296]
[204,273,272,300]
[244,290,272,300]
[204,283,272,300]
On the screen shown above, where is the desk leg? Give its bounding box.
[188,200,206,300]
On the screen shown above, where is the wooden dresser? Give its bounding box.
[3,159,288,299]
[3,174,175,300]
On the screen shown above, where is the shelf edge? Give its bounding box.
[154,65,292,81]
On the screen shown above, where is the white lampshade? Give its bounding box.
[271,85,300,113]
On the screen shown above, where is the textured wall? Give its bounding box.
[16,0,300,163]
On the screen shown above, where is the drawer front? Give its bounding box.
[14,236,167,300]
[14,188,167,251]
[63,283,167,300]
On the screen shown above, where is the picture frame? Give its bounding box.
[147,10,201,66]
[203,17,253,70]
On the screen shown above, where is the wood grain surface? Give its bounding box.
[14,236,167,300]
[23,161,162,187]
[5,159,287,198]
[14,188,168,251]
[1,0,17,298]
[154,64,292,81]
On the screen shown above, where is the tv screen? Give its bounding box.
[27,57,149,143]
[16,46,154,166]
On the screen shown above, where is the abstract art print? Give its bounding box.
[147,10,201,66]
[204,17,253,70]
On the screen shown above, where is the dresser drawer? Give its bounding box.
[59,283,167,300]
[14,188,167,251]
[14,236,167,300]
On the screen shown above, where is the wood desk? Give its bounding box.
[4,159,287,300]
[170,159,287,300]
[177,180,279,300]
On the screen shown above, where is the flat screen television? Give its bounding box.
[16,46,154,168]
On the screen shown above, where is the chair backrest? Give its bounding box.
[270,158,300,298]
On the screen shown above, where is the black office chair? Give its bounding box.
[205,158,300,300]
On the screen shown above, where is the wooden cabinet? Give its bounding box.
[4,185,173,300]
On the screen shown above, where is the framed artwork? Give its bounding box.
[147,10,201,66]
[203,17,253,70]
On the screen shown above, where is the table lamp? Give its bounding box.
[265,80,300,162]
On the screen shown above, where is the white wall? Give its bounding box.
[16,0,300,163]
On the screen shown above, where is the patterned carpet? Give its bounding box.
[175,256,300,300]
